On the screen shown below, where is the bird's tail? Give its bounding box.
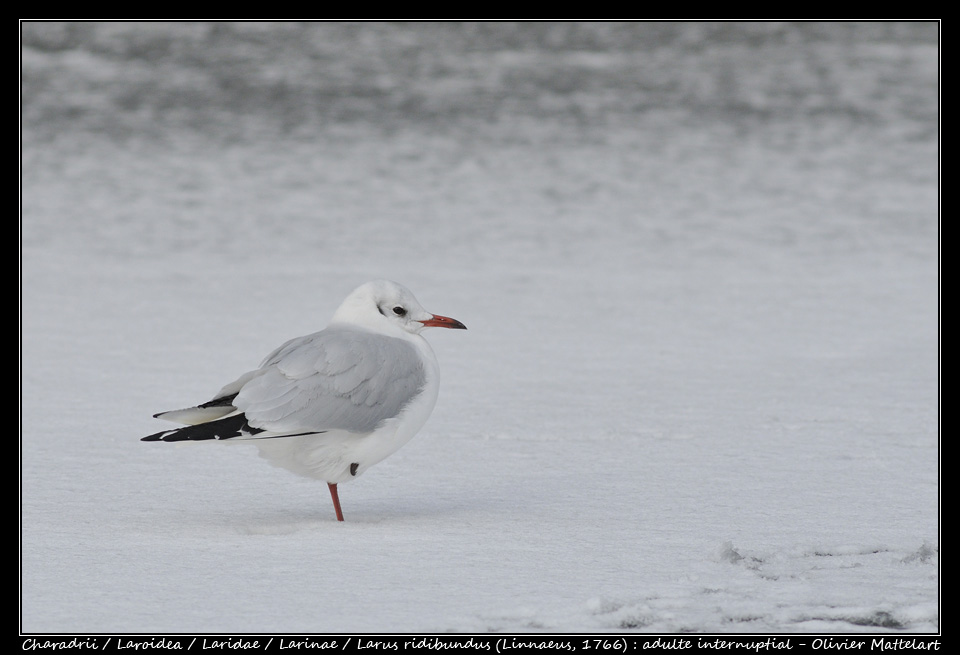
[152,393,239,426]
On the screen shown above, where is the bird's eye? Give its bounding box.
[392,306,407,316]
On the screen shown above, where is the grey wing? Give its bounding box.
[233,327,426,435]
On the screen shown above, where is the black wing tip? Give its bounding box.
[142,430,177,442]
[199,393,239,409]
[141,414,264,443]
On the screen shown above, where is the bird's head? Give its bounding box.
[332,280,467,336]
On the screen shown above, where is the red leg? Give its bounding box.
[327,483,344,522]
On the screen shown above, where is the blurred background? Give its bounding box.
[20,22,940,633]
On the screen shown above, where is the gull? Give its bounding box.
[142,280,466,521]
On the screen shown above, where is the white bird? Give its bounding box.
[142,280,466,521]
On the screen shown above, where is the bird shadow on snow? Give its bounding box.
[150,482,486,537]
[233,501,474,535]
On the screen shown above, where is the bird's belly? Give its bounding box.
[252,401,436,484]
[251,431,386,484]
[252,366,440,484]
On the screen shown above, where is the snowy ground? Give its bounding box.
[20,22,939,634]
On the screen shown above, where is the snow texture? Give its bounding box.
[20,22,938,634]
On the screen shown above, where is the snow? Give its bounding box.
[20,22,938,635]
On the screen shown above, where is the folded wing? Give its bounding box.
[144,326,427,442]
